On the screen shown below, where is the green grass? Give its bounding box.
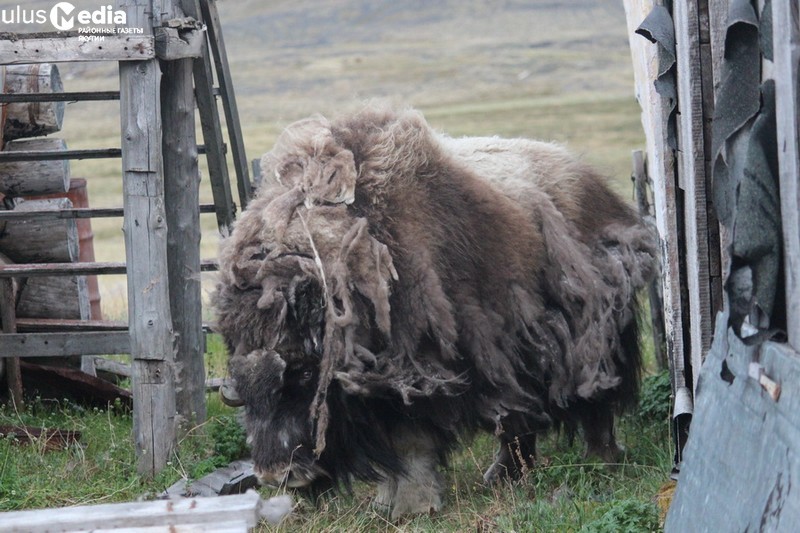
[0,333,673,531]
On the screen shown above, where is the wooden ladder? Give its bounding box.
[0,0,249,476]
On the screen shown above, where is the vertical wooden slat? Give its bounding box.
[773,0,800,350]
[624,1,687,392]
[199,0,252,209]
[674,0,713,390]
[181,0,235,235]
[161,0,206,427]
[117,0,177,477]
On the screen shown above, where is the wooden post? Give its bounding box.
[161,0,206,427]
[773,0,800,350]
[0,274,22,408]
[117,0,177,477]
[624,0,692,467]
[674,0,713,391]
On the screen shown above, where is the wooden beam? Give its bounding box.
[674,0,713,391]
[0,259,218,278]
[0,91,120,103]
[118,0,176,478]
[773,0,800,350]
[0,331,130,357]
[0,203,220,221]
[161,23,206,425]
[0,35,155,65]
[0,491,263,532]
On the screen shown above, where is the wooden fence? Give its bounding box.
[626,1,800,529]
[0,0,250,477]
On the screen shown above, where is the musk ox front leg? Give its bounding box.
[374,425,444,518]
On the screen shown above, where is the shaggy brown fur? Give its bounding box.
[214,104,658,517]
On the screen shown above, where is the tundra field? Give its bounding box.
[0,0,673,530]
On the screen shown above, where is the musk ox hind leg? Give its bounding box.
[482,432,537,485]
[373,425,444,519]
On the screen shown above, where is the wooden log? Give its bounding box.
[162,34,206,426]
[16,275,90,320]
[28,178,103,321]
[0,138,70,196]
[0,198,78,263]
[2,64,65,141]
[120,0,177,478]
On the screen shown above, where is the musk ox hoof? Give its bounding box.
[585,442,625,466]
[374,473,444,519]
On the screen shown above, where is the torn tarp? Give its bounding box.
[727,80,784,334]
[711,0,762,227]
[636,5,678,150]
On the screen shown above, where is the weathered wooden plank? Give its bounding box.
[161,41,206,424]
[15,318,127,332]
[674,0,713,389]
[0,491,262,532]
[624,1,688,398]
[80,522,251,533]
[0,35,155,65]
[118,0,176,477]
[773,0,800,350]
[0,331,130,357]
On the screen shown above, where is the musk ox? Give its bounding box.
[214,105,657,518]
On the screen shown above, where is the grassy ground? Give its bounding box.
[0,334,673,532]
